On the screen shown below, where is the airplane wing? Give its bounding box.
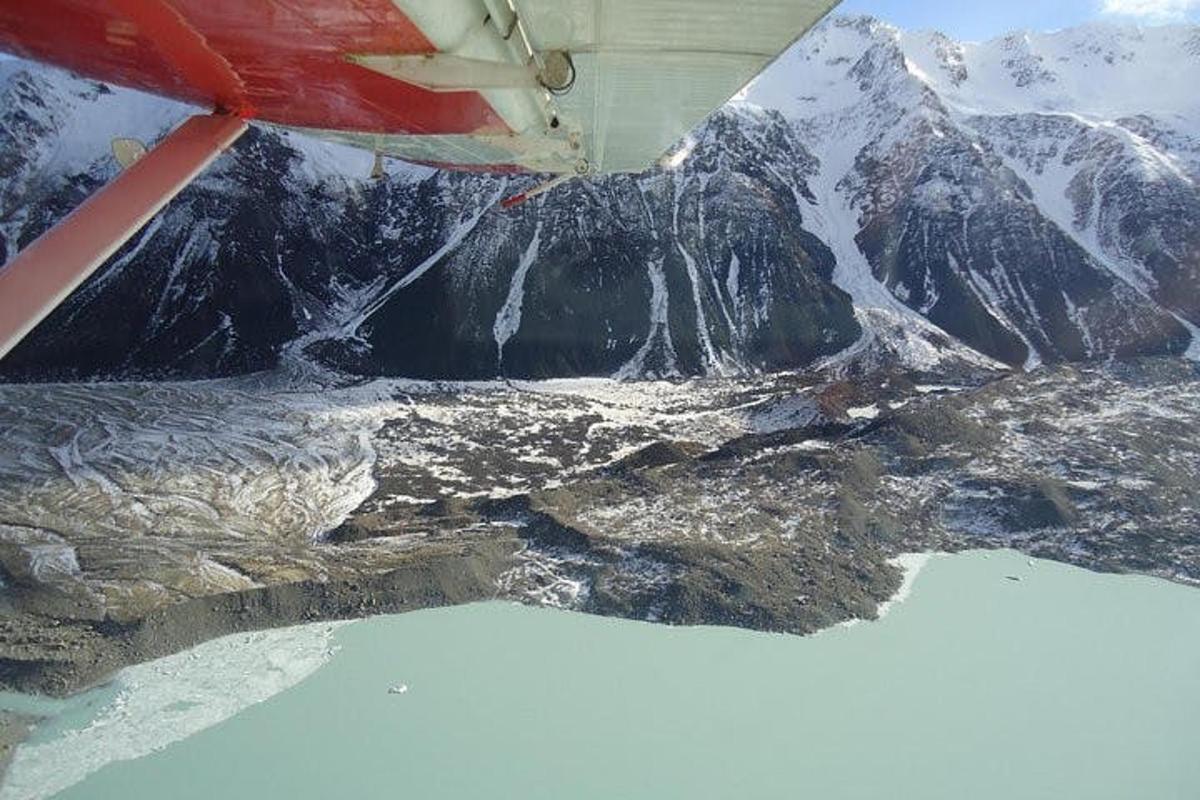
[0,0,840,175]
[0,0,840,362]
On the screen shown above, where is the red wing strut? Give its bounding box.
[0,114,247,361]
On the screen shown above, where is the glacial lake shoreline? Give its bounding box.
[3,549,1199,800]
[5,360,1199,706]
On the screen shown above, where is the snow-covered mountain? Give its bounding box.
[0,17,1197,381]
[749,17,1200,368]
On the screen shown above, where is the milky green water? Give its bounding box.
[13,550,1200,799]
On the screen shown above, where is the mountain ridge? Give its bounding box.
[0,16,1196,381]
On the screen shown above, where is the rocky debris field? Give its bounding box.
[2,357,1197,696]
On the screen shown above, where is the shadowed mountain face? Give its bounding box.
[340,109,861,380]
[0,16,1197,382]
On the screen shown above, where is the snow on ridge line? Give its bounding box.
[750,15,1198,127]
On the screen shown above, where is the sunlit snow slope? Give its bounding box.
[747,18,1200,367]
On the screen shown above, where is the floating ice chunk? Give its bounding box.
[2,622,347,800]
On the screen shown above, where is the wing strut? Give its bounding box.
[0,113,247,361]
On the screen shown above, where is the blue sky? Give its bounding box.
[837,0,1200,38]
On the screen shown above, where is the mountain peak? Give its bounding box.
[748,14,1200,126]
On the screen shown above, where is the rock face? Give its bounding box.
[0,17,1198,381]
[346,109,861,379]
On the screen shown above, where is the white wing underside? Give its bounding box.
[298,0,840,174]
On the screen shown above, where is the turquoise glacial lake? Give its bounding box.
[4,549,1199,799]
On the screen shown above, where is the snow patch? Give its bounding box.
[493,222,542,369]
